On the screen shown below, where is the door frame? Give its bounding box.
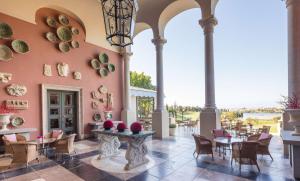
[41,84,84,139]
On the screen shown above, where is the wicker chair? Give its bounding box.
[2,134,26,155]
[248,133,273,160]
[256,126,271,134]
[192,134,214,160]
[212,129,230,151]
[10,142,39,167]
[231,141,260,172]
[53,134,76,159]
[0,154,13,170]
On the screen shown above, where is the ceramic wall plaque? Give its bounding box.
[99,85,108,94]
[73,72,81,80]
[5,100,29,109]
[92,101,99,109]
[91,91,100,99]
[107,93,114,108]
[0,72,12,83]
[43,64,52,76]
[6,84,27,97]
[57,63,69,77]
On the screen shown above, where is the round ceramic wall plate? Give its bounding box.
[90,59,101,69]
[0,45,13,61]
[71,40,79,48]
[99,53,109,64]
[0,22,13,39]
[107,64,115,72]
[57,26,72,41]
[98,68,108,77]
[46,32,59,43]
[93,113,102,122]
[71,27,79,35]
[11,40,30,54]
[46,17,58,28]
[11,116,25,127]
[58,42,70,53]
[58,14,69,26]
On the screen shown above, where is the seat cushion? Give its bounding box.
[258,133,269,140]
[4,134,17,142]
[213,129,224,137]
[52,130,62,139]
[200,141,210,145]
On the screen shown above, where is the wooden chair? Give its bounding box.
[231,141,260,172]
[10,142,39,167]
[192,134,214,160]
[53,134,76,160]
[2,134,26,155]
[248,133,273,160]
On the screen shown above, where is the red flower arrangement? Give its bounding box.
[117,122,127,132]
[130,122,142,134]
[103,120,113,130]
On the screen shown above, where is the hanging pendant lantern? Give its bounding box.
[100,0,138,47]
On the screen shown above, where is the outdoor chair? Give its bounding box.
[192,134,214,160]
[235,122,248,138]
[53,134,76,160]
[248,133,273,160]
[0,154,13,171]
[231,141,260,172]
[212,129,230,151]
[2,134,27,155]
[256,126,271,134]
[44,129,64,140]
[10,142,39,167]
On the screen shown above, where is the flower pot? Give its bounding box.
[0,113,12,131]
[104,128,111,131]
[118,129,125,132]
[287,109,300,136]
[169,128,176,136]
[132,131,140,134]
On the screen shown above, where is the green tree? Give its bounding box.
[130,71,155,90]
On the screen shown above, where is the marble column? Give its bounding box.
[152,37,169,139]
[199,16,221,139]
[121,49,135,126]
[283,0,300,155]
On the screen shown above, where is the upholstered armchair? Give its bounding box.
[10,142,39,167]
[53,134,76,159]
[231,141,260,172]
[248,133,273,160]
[2,134,27,154]
[192,134,214,160]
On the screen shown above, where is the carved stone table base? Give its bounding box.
[125,136,149,170]
[97,134,120,160]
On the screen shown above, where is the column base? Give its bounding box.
[121,109,136,127]
[199,108,221,140]
[152,110,169,139]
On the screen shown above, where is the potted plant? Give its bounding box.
[280,94,300,135]
[130,122,142,134]
[117,122,126,132]
[169,124,176,136]
[103,120,113,131]
[0,104,15,131]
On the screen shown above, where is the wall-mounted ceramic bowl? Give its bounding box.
[11,116,25,127]
[57,26,72,41]
[0,22,13,39]
[71,40,79,48]
[46,17,58,28]
[71,27,79,35]
[46,32,59,43]
[99,53,109,64]
[58,42,70,53]
[107,64,115,72]
[91,59,101,69]
[11,40,30,54]
[58,14,69,26]
[0,45,13,61]
[98,68,108,77]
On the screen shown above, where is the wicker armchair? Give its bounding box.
[256,126,271,134]
[10,142,39,167]
[53,134,76,159]
[231,141,260,172]
[44,130,63,140]
[192,134,214,160]
[248,133,273,160]
[212,129,230,151]
[2,134,26,154]
[0,154,13,170]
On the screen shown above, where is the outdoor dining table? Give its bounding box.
[92,129,155,170]
[213,137,243,160]
[27,138,56,157]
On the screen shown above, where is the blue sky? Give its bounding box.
[131,0,287,108]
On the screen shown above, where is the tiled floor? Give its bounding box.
[0,131,297,181]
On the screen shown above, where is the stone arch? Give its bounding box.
[133,22,152,38]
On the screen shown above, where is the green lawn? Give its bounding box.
[175,111,199,122]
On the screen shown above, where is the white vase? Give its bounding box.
[287,109,300,136]
[0,114,12,131]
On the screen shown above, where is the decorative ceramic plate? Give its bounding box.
[57,26,72,41]
[0,22,13,39]
[11,116,25,127]
[11,40,30,54]
[71,27,79,35]
[98,68,108,77]
[58,14,69,26]
[46,17,58,28]
[107,64,115,72]
[90,59,101,69]
[58,42,70,53]
[71,40,79,48]
[0,45,13,61]
[98,85,108,94]
[46,32,59,43]
[93,113,102,122]
[99,53,109,64]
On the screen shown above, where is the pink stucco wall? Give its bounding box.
[0,8,123,138]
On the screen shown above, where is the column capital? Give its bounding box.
[152,37,167,46]
[199,16,218,34]
[120,50,133,58]
[286,0,299,8]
